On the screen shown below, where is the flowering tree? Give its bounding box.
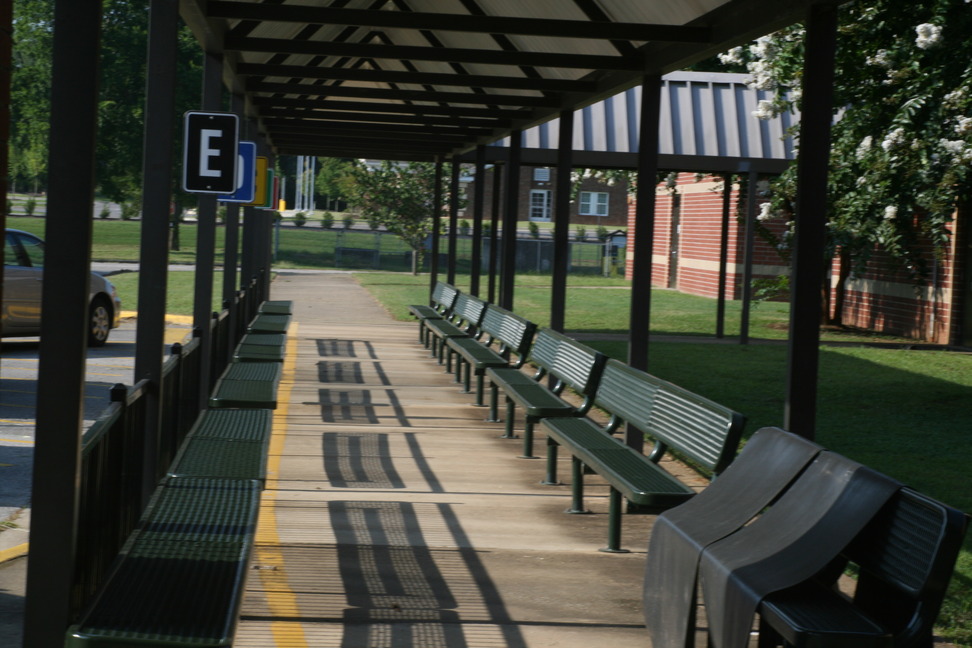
[724,0,972,323]
[338,159,451,274]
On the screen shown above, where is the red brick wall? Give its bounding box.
[626,173,966,343]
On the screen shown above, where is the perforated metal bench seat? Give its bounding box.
[167,409,273,483]
[65,477,261,647]
[258,300,293,315]
[246,312,291,334]
[209,363,282,409]
[233,342,284,362]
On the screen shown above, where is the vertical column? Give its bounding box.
[193,50,223,405]
[429,158,443,290]
[134,0,179,502]
[24,2,102,645]
[470,145,486,295]
[447,156,460,284]
[628,75,663,374]
[716,173,732,339]
[740,169,758,345]
[784,4,839,440]
[500,131,522,310]
[550,109,574,332]
[0,0,10,254]
[488,163,502,303]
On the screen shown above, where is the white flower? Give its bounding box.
[866,49,892,67]
[856,135,873,160]
[884,205,898,220]
[757,202,773,222]
[944,87,967,108]
[750,35,777,59]
[752,99,775,121]
[939,138,966,155]
[915,23,942,50]
[881,128,906,151]
[718,46,745,66]
[955,117,972,135]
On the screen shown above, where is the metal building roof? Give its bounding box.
[491,71,797,172]
[180,0,839,163]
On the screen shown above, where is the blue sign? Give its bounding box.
[218,141,257,203]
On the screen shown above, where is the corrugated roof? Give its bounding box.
[181,0,839,162]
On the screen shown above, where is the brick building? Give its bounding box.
[464,166,630,228]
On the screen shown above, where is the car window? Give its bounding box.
[17,233,44,268]
[4,232,25,266]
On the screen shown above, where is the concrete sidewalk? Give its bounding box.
[234,271,666,647]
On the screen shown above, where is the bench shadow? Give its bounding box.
[330,500,527,648]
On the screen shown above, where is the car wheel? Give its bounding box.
[88,297,112,347]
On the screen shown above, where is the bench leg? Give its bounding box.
[600,488,630,553]
[519,418,538,458]
[501,398,517,438]
[487,383,500,422]
[446,346,455,374]
[566,457,590,514]
[542,438,560,485]
[474,374,485,407]
[461,363,472,393]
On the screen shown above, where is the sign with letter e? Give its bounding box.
[183,111,239,193]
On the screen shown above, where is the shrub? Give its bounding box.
[482,223,492,238]
[367,216,381,231]
[119,200,140,220]
[24,196,36,216]
[342,213,354,229]
[321,211,334,228]
[98,204,111,219]
[575,225,587,241]
[528,221,540,239]
[459,219,471,235]
[294,211,307,227]
[597,225,609,241]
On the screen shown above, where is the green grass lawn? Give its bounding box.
[355,271,972,646]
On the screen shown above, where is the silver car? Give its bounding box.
[3,229,122,346]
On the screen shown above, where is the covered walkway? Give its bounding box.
[235,272,707,647]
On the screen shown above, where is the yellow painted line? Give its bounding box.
[0,542,28,564]
[0,438,33,445]
[253,322,309,648]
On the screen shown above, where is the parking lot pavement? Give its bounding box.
[0,320,191,524]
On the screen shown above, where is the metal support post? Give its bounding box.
[551,109,574,333]
[500,131,522,310]
[784,4,839,440]
[447,155,460,284]
[470,145,486,295]
[24,1,101,644]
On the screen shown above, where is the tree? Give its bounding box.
[725,0,972,324]
[338,160,451,274]
[9,0,53,194]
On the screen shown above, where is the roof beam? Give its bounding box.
[257,107,513,130]
[264,119,495,140]
[235,62,596,93]
[250,96,532,120]
[206,2,712,43]
[246,80,560,107]
[223,36,644,70]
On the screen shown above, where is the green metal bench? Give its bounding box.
[423,292,487,363]
[209,362,282,409]
[258,299,293,315]
[540,357,745,552]
[486,328,606,459]
[167,408,274,483]
[65,476,262,647]
[233,332,287,362]
[757,487,968,648]
[247,312,291,334]
[408,280,458,345]
[444,304,536,406]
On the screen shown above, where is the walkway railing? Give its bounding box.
[70,278,261,617]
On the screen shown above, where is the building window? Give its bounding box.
[530,190,552,221]
[533,167,551,182]
[579,191,609,217]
